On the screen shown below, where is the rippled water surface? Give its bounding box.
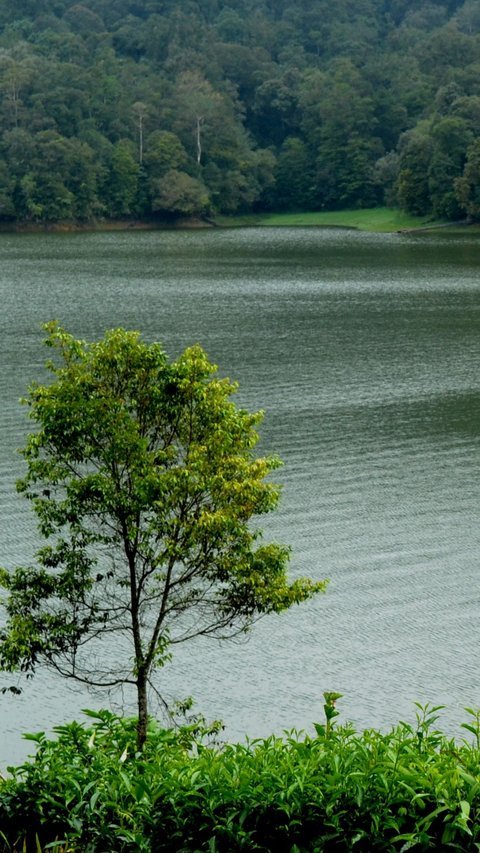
[1,226,480,765]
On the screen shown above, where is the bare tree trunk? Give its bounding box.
[196,115,203,165]
[11,83,19,128]
[137,669,149,751]
[132,101,147,165]
[139,114,144,165]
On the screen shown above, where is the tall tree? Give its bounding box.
[103,139,140,218]
[427,115,472,218]
[172,71,225,166]
[273,136,314,210]
[454,138,480,219]
[0,46,35,129]
[0,324,326,749]
[395,125,434,215]
[301,60,383,208]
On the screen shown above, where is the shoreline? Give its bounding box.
[0,211,477,235]
[0,216,215,234]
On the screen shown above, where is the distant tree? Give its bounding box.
[427,115,472,218]
[214,7,249,43]
[132,101,148,164]
[143,130,188,178]
[273,136,314,210]
[251,70,302,147]
[26,57,91,137]
[0,325,326,749]
[316,132,382,209]
[454,138,480,219]
[64,138,100,220]
[0,47,35,128]
[0,156,16,218]
[419,23,477,79]
[172,71,225,166]
[300,60,383,209]
[373,150,400,207]
[434,81,463,116]
[10,130,100,221]
[454,0,480,35]
[103,139,140,218]
[2,127,36,177]
[62,4,104,37]
[150,168,210,216]
[395,126,434,215]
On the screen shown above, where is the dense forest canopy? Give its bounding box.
[0,0,479,222]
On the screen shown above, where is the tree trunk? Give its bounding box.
[136,671,149,751]
[139,114,144,165]
[196,115,203,165]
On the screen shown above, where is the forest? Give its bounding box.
[0,0,480,223]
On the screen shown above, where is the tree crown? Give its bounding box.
[0,323,326,722]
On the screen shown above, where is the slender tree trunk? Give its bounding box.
[139,114,144,165]
[196,115,203,165]
[136,670,149,751]
[12,85,19,128]
[132,102,147,165]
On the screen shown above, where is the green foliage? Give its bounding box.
[395,127,434,216]
[0,1,477,220]
[103,140,140,218]
[150,168,210,216]
[0,324,325,748]
[143,131,188,180]
[2,705,480,852]
[274,137,314,211]
[454,138,480,219]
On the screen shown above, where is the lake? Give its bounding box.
[1,226,480,767]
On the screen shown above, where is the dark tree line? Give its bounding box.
[0,0,479,222]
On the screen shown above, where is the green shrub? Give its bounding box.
[1,705,480,852]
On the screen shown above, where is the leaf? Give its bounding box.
[461,723,478,736]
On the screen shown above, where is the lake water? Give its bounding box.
[1,226,480,767]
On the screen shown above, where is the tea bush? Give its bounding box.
[1,704,480,852]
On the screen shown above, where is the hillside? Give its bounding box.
[0,0,479,222]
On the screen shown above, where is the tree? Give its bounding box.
[0,324,326,749]
[454,138,480,220]
[300,60,384,209]
[273,136,314,211]
[454,0,480,35]
[132,101,148,164]
[8,130,99,222]
[143,131,189,209]
[0,153,16,218]
[395,125,433,215]
[251,70,302,147]
[0,46,36,129]
[172,71,226,167]
[143,130,188,179]
[103,139,140,218]
[150,168,210,216]
[427,116,472,218]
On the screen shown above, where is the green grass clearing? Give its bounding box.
[215,207,447,232]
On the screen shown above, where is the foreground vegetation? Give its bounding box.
[2,702,480,852]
